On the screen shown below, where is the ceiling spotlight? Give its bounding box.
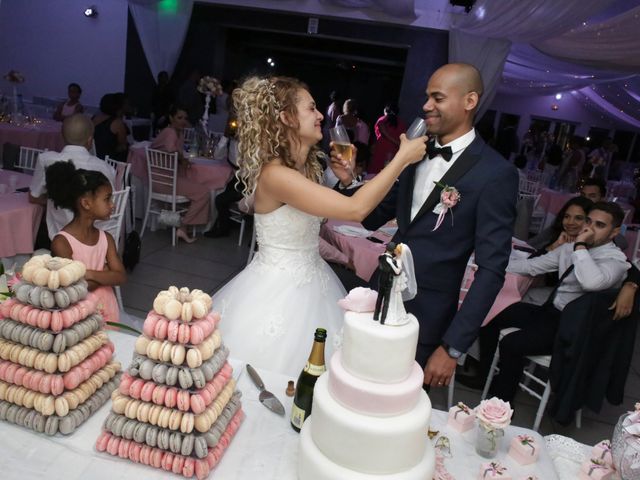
[84,6,98,18]
[267,58,272,63]
[555,93,562,100]
[586,136,591,141]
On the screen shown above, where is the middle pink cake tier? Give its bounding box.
[327,351,424,417]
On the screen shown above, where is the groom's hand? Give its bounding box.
[423,346,457,387]
[329,141,357,187]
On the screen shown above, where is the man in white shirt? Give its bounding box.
[478,201,629,402]
[332,63,519,388]
[29,113,115,239]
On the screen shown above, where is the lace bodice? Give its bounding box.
[249,205,329,289]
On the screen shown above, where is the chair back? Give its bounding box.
[526,170,543,183]
[458,254,477,307]
[183,127,196,145]
[101,187,130,248]
[17,146,45,173]
[145,148,179,201]
[105,156,132,190]
[519,177,541,196]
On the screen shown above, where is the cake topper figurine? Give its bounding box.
[373,242,416,326]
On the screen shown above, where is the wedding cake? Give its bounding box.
[298,287,435,479]
[95,286,244,480]
[0,254,121,435]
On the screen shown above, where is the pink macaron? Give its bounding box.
[152,385,167,405]
[164,388,177,409]
[128,442,142,463]
[168,321,180,343]
[107,435,121,456]
[151,449,163,469]
[141,381,155,403]
[176,390,190,412]
[50,312,63,333]
[140,445,152,466]
[183,458,195,478]
[172,455,185,475]
[95,431,110,451]
[190,394,206,414]
[143,316,157,338]
[119,373,134,395]
[187,324,201,345]
[162,452,174,472]
[118,439,131,459]
[130,378,145,398]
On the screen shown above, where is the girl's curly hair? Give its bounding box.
[233,76,324,196]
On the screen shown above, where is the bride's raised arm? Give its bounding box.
[257,134,426,221]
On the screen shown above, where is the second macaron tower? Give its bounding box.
[0,254,121,435]
[96,286,244,480]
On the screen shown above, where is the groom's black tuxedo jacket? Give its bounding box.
[358,135,518,361]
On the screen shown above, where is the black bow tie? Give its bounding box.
[427,142,453,162]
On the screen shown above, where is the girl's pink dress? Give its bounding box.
[56,230,120,324]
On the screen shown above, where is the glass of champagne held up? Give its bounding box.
[330,125,356,181]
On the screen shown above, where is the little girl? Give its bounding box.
[45,161,127,324]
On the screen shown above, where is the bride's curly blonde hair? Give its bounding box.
[233,76,324,196]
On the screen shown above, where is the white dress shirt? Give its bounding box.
[410,128,476,220]
[507,241,630,310]
[30,145,116,239]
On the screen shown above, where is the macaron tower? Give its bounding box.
[0,254,121,435]
[96,286,244,480]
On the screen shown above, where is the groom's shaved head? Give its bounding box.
[436,63,484,100]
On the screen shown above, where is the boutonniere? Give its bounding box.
[432,181,461,231]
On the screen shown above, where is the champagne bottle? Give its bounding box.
[290,328,327,432]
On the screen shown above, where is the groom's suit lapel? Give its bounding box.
[409,137,484,226]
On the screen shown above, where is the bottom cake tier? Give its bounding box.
[299,416,436,480]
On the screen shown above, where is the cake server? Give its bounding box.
[246,364,285,416]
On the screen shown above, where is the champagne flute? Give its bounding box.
[406,117,427,140]
[330,126,356,181]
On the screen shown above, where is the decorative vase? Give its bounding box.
[612,412,640,479]
[200,92,211,137]
[475,422,504,459]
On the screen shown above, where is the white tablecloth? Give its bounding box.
[0,330,561,479]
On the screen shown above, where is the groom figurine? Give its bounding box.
[332,63,518,388]
[374,242,400,325]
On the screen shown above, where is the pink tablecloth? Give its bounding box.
[320,219,532,324]
[0,119,64,151]
[0,170,43,258]
[128,145,232,191]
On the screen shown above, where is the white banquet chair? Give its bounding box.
[141,148,190,247]
[16,146,45,173]
[101,187,130,311]
[481,327,581,432]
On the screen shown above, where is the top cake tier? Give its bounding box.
[341,312,419,383]
[152,287,212,323]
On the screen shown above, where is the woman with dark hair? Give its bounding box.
[369,102,407,173]
[92,93,129,161]
[528,196,594,254]
[150,105,210,243]
[46,161,126,324]
[53,83,84,121]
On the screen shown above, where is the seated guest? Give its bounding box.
[477,202,630,402]
[528,197,593,254]
[53,83,84,121]
[29,114,115,240]
[92,93,129,162]
[336,99,370,145]
[581,178,606,202]
[151,105,210,243]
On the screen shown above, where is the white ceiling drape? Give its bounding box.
[128,0,194,81]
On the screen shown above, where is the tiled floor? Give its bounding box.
[122,225,640,446]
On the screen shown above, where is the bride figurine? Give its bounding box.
[213,76,427,377]
[376,243,416,326]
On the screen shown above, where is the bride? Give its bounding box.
[215,76,427,377]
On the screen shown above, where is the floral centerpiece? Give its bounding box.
[4,70,25,84]
[0,264,18,303]
[474,397,513,458]
[3,70,25,115]
[196,75,223,142]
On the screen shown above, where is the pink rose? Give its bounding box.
[475,397,513,430]
[337,287,377,312]
[440,188,460,208]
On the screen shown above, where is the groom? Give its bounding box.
[332,63,518,388]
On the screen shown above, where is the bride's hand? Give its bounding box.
[396,134,428,165]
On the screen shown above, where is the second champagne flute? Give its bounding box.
[406,117,427,140]
[330,125,355,180]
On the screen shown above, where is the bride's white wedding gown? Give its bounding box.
[215,205,346,377]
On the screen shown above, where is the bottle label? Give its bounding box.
[291,402,307,429]
[304,362,326,376]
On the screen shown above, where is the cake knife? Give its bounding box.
[246,364,285,416]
